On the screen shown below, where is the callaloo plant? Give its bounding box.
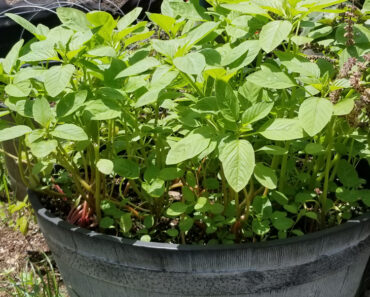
[0,0,369,244]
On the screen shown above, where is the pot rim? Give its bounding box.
[29,189,370,251]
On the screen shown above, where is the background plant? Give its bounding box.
[0,0,369,244]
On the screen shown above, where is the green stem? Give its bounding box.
[180,72,204,97]
[94,143,102,223]
[320,119,335,226]
[278,142,290,192]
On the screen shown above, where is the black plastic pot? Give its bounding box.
[29,190,370,297]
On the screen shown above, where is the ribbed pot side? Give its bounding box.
[29,191,370,297]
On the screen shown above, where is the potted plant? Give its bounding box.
[0,0,369,296]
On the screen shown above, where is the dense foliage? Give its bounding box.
[0,0,369,244]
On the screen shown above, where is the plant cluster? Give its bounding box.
[0,0,369,244]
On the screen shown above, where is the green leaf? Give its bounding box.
[84,99,121,121]
[87,46,116,57]
[99,217,114,229]
[305,143,324,155]
[253,196,273,218]
[56,91,87,118]
[32,97,53,128]
[3,39,23,74]
[56,7,90,31]
[166,229,179,237]
[260,118,304,141]
[271,213,294,231]
[252,220,270,236]
[166,202,188,217]
[242,102,273,125]
[179,217,194,232]
[51,124,88,141]
[144,215,155,228]
[169,0,210,21]
[219,139,255,192]
[29,140,57,158]
[336,160,361,188]
[45,65,75,97]
[5,81,31,97]
[256,145,288,155]
[116,57,159,78]
[166,128,212,165]
[6,13,38,36]
[120,213,132,233]
[0,125,32,142]
[114,159,140,179]
[19,47,58,62]
[276,51,320,78]
[117,7,142,31]
[194,197,210,212]
[215,80,239,122]
[142,179,165,198]
[97,159,114,175]
[140,235,151,242]
[86,11,116,40]
[305,212,318,221]
[182,21,219,48]
[270,191,289,205]
[222,2,269,17]
[298,97,333,137]
[248,65,296,89]
[254,163,277,189]
[333,98,355,116]
[173,52,206,75]
[259,20,292,53]
[284,204,298,214]
[159,168,184,181]
[147,13,176,36]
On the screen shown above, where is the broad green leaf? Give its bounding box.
[87,46,116,57]
[260,118,304,141]
[135,89,161,108]
[3,39,23,74]
[152,39,182,58]
[97,159,114,175]
[307,26,332,39]
[142,179,165,198]
[166,202,188,216]
[181,21,219,48]
[253,196,272,218]
[305,143,324,155]
[113,159,140,179]
[29,140,57,158]
[44,65,75,97]
[100,217,114,229]
[19,47,58,62]
[84,99,121,121]
[4,80,31,97]
[179,217,194,232]
[32,97,53,128]
[248,65,296,89]
[215,80,239,121]
[254,163,277,189]
[120,213,132,233]
[291,36,313,46]
[256,145,288,155]
[270,191,289,205]
[252,220,270,236]
[222,2,269,17]
[276,51,320,77]
[229,40,261,70]
[219,139,255,192]
[194,197,210,212]
[6,13,38,36]
[56,7,90,31]
[0,125,32,141]
[242,102,273,125]
[56,91,87,118]
[124,31,154,48]
[147,13,177,36]
[86,11,116,40]
[116,57,159,78]
[336,160,361,188]
[259,20,292,53]
[166,128,212,165]
[333,98,355,116]
[117,7,142,31]
[169,0,210,21]
[51,124,88,141]
[14,68,46,84]
[173,52,206,76]
[219,40,260,66]
[298,97,333,137]
[272,216,294,231]
[159,167,184,181]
